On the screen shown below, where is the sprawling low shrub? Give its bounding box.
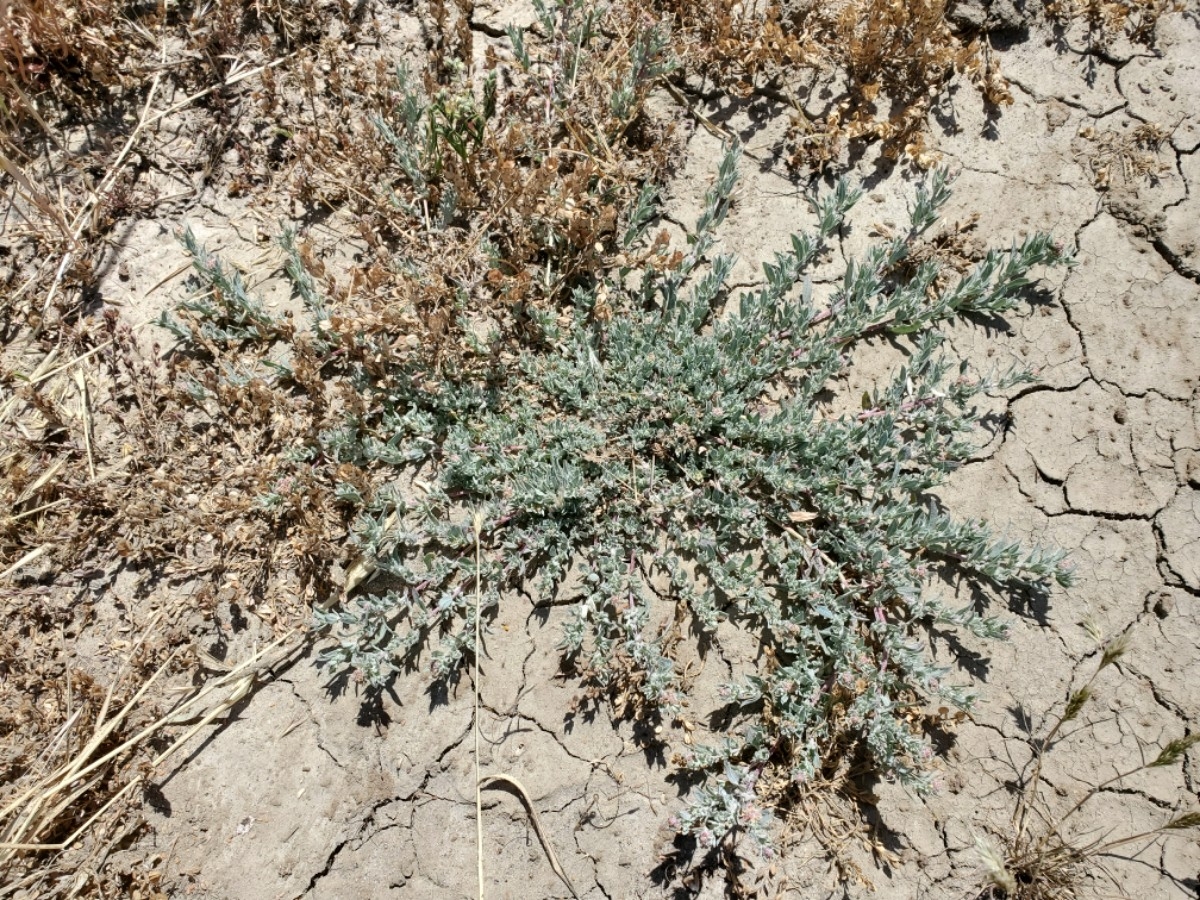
[167,148,1074,853]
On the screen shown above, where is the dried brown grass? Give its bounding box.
[1079,119,1174,190]
[0,0,133,103]
[651,0,1012,170]
[651,0,1183,172]
[1044,0,1185,47]
[0,9,358,896]
[1,7,681,890]
[272,13,680,365]
[0,622,303,898]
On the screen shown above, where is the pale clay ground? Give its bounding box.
[66,5,1200,899]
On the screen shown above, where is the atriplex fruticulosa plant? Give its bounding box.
[164,146,1075,853]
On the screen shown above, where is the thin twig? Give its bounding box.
[469,513,578,899]
[73,370,95,481]
[12,319,155,393]
[479,774,581,899]
[473,511,485,900]
[0,545,49,581]
[0,631,301,856]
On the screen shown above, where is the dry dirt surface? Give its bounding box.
[3,1,1200,899]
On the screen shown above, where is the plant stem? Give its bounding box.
[474,512,484,900]
[1014,664,1102,842]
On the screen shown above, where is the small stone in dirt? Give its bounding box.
[946,0,1041,33]
[1153,593,1174,619]
[1187,451,1200,488]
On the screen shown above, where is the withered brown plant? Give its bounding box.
[650,0,1012,169]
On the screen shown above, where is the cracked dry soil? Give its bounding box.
[67,6,1200,900]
